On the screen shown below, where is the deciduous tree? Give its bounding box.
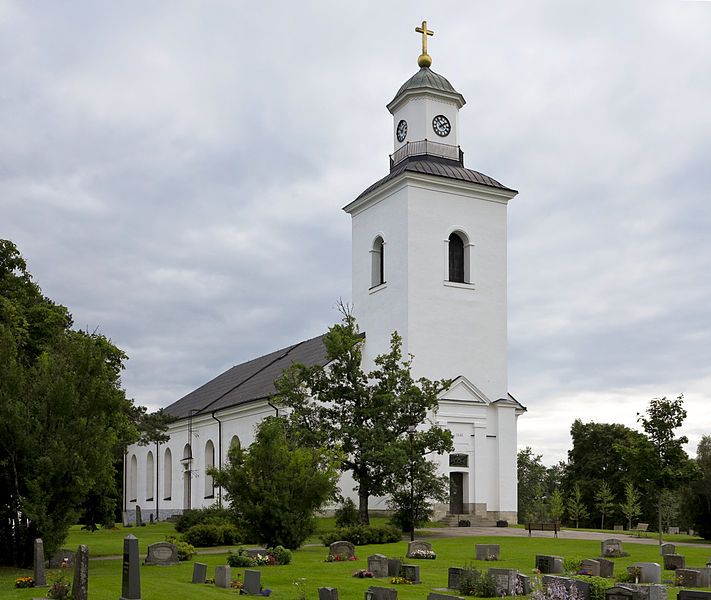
[619,481,642,530]
[594,481,615,530]
[566,483,589,528]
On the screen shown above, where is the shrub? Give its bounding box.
[320,524,401,546]
[166,535,197,560]
[564,557,583,573]
[269,545,292,565]
[174,506,233,533]
[181,523,241,547]
[227,551,255,568]
[226,546,291,568]
[571,576,613,600]
[335,498,359,527]
[459,565,497,597]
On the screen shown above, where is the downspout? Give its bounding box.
[210,411,223,507]
[122,449,127,522]
[156,441,160,522]
[267,402,279,417]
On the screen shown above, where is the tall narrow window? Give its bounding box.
[182,444,192,510]
[371,236,385,287]
[448,232,465,283]
[145,451,154,502]
[204,440,215,499]
[163,448,172,501]
[128,455,138,502]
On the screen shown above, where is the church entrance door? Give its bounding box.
[449,472,464,514]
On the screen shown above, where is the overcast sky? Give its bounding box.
[2,1,710,465]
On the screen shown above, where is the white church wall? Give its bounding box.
[391,95,460,151]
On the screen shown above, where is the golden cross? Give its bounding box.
[415,20,434,67]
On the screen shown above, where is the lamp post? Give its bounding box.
[407,425,416,542]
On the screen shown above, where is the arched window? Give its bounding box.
[128,454,138,502]
[371,236,385,287]
[182,444,192,510]
[145,451,154,502]
[163,448,172,501]
[448,231,468,283]
[204,440,215,499]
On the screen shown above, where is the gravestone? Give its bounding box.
[245,548,266,558]
[690,529,696,536]
[448,567,464,590]
[402,564,420,584]
[120,535,141,600]
[614,525,624,531]
[191,562,207,584]
[329,541,356,560]
[646,585,670,600]
[122,511,131,527]
[661,544,676,556]
[368,554,389,578]
[149,513,154,525]
[244,570,261,595]
[388,558,402,577]
[73,545,89,600]
[135,505,143,527]
[668,527,680,535]
[33,539,47,587]
[698,567,711,588]
[429,594,465,600]
[475,544,501,561]
[536,555,564,574]
[407,540,434,558]
[517,574,532,596]
[628,563,661,584]
[581,559,601,577]
[319,588,339,600]
[365,587,398,600]
[490,568,517,596]
[602,539,624,557]
[606,585,642,600]
[664,555,686,571]
[543,576,591,600]
[49,549,75,569]
[144,542,179,566]
[678,592,711,600]
[214,565,231,589]
[676,569,701,588]
[598,558,615,578]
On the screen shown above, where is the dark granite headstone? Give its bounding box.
[598,558,615,578]
[428,594,464,600]
[543,576,591,600]
[149,513,154,525]
[33,539,47,587]
[664,555,686,571]
[368,554,389,578]
[191,562,207,584]
[490,568,517,596]
[602,539,624,557]
[678,591,711,600]
[319,588,339,600]
[387,558,402,577]
[215,565,231,589]
[581,559,601,577]
[448,567,464,590]
[145,542,178,566]
[407,540,434,558]
[475,544,501,560]
[402,564,420,584]
[365,587,398,600]
[135,505,143,527]
[73,545,89,600]
[606,585,642,600]
[536,555,564,574]
[120,535,141,600]
[517,574,532,596]
[48,549,75,569]
[244,570,261,595]
[329,541,356,559]
[676,570,701,588]
[661,544,676,556]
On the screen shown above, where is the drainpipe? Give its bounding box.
[267,402,279,417]
[156,441,160,522]
[210,411,223,507]
[122,449,127,521]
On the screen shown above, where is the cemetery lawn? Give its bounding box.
[3,535,711,600]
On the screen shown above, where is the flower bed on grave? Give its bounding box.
[409,549,436,559]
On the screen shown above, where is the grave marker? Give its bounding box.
[329,541,356,560]
[73,545,89,600]
[244,570,261,595]
[120,536,141,600]
[402,564,420,584]
[543,575,591,600]
[698,567,711,588]
[676,569,701,588]
[319,588,339,600]
[517,573,532,595]
[144,542,178,566]
[668,527,680,535]
[664,554,686,571]
[661,544,676,556]
[33,539,46,587]
[122,511,131,527]
[628,563,661,584]
[407,540,435,558]
[602,539,624,557]
[581,559,601,577]
[215,565,231,589]
[448,567,464,590]
[48,549,75,569]
[428,593,464,600]
[490,568,517,596]
[598,558,615,578]
[191,562,207,584]
[678,592,711,600]
[368,554,389,578]
[606,585,642,600]
[135,505,143,527]
[614,525,624,531]
[536,555,564,574]
[365,587,398,600]
[475,544,500,561]
[388,558,402,577]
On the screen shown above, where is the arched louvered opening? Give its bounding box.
[371,236,385,287]
[145,451,154,502]
[204,440,215,499]
[163,448,172,501]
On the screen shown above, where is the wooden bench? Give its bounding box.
[527,522,559,538]
[633,523,649,537]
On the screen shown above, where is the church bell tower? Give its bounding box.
[343,22,524,523]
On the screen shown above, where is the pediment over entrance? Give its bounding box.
[438,376,491,404]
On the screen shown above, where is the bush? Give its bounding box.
[320,524,401,546]
[166,535,197,561]
[335,498,359,527]
[226,546,292,568]
[227,550,256,568]
[269,545,292,565]
[564,557,583,573]
[174,506,233,533]
[571,576,613,600]
[459,565,497,597]
[181,524,241,547]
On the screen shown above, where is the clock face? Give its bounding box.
[396,119,408,143]
[432,114,451,137]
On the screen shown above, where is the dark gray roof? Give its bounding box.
[351,156,516,205]
[389,67,465,109]
[165,334,329,420]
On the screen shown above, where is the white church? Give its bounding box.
[124,23,525,526]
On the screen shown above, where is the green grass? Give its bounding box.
[3,533,710,600]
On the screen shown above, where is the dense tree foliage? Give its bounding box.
[687,436,711,539]
[0,240,141,566]
[275,311,453,523]
[211,417,339,549]
[517,447,547,523]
